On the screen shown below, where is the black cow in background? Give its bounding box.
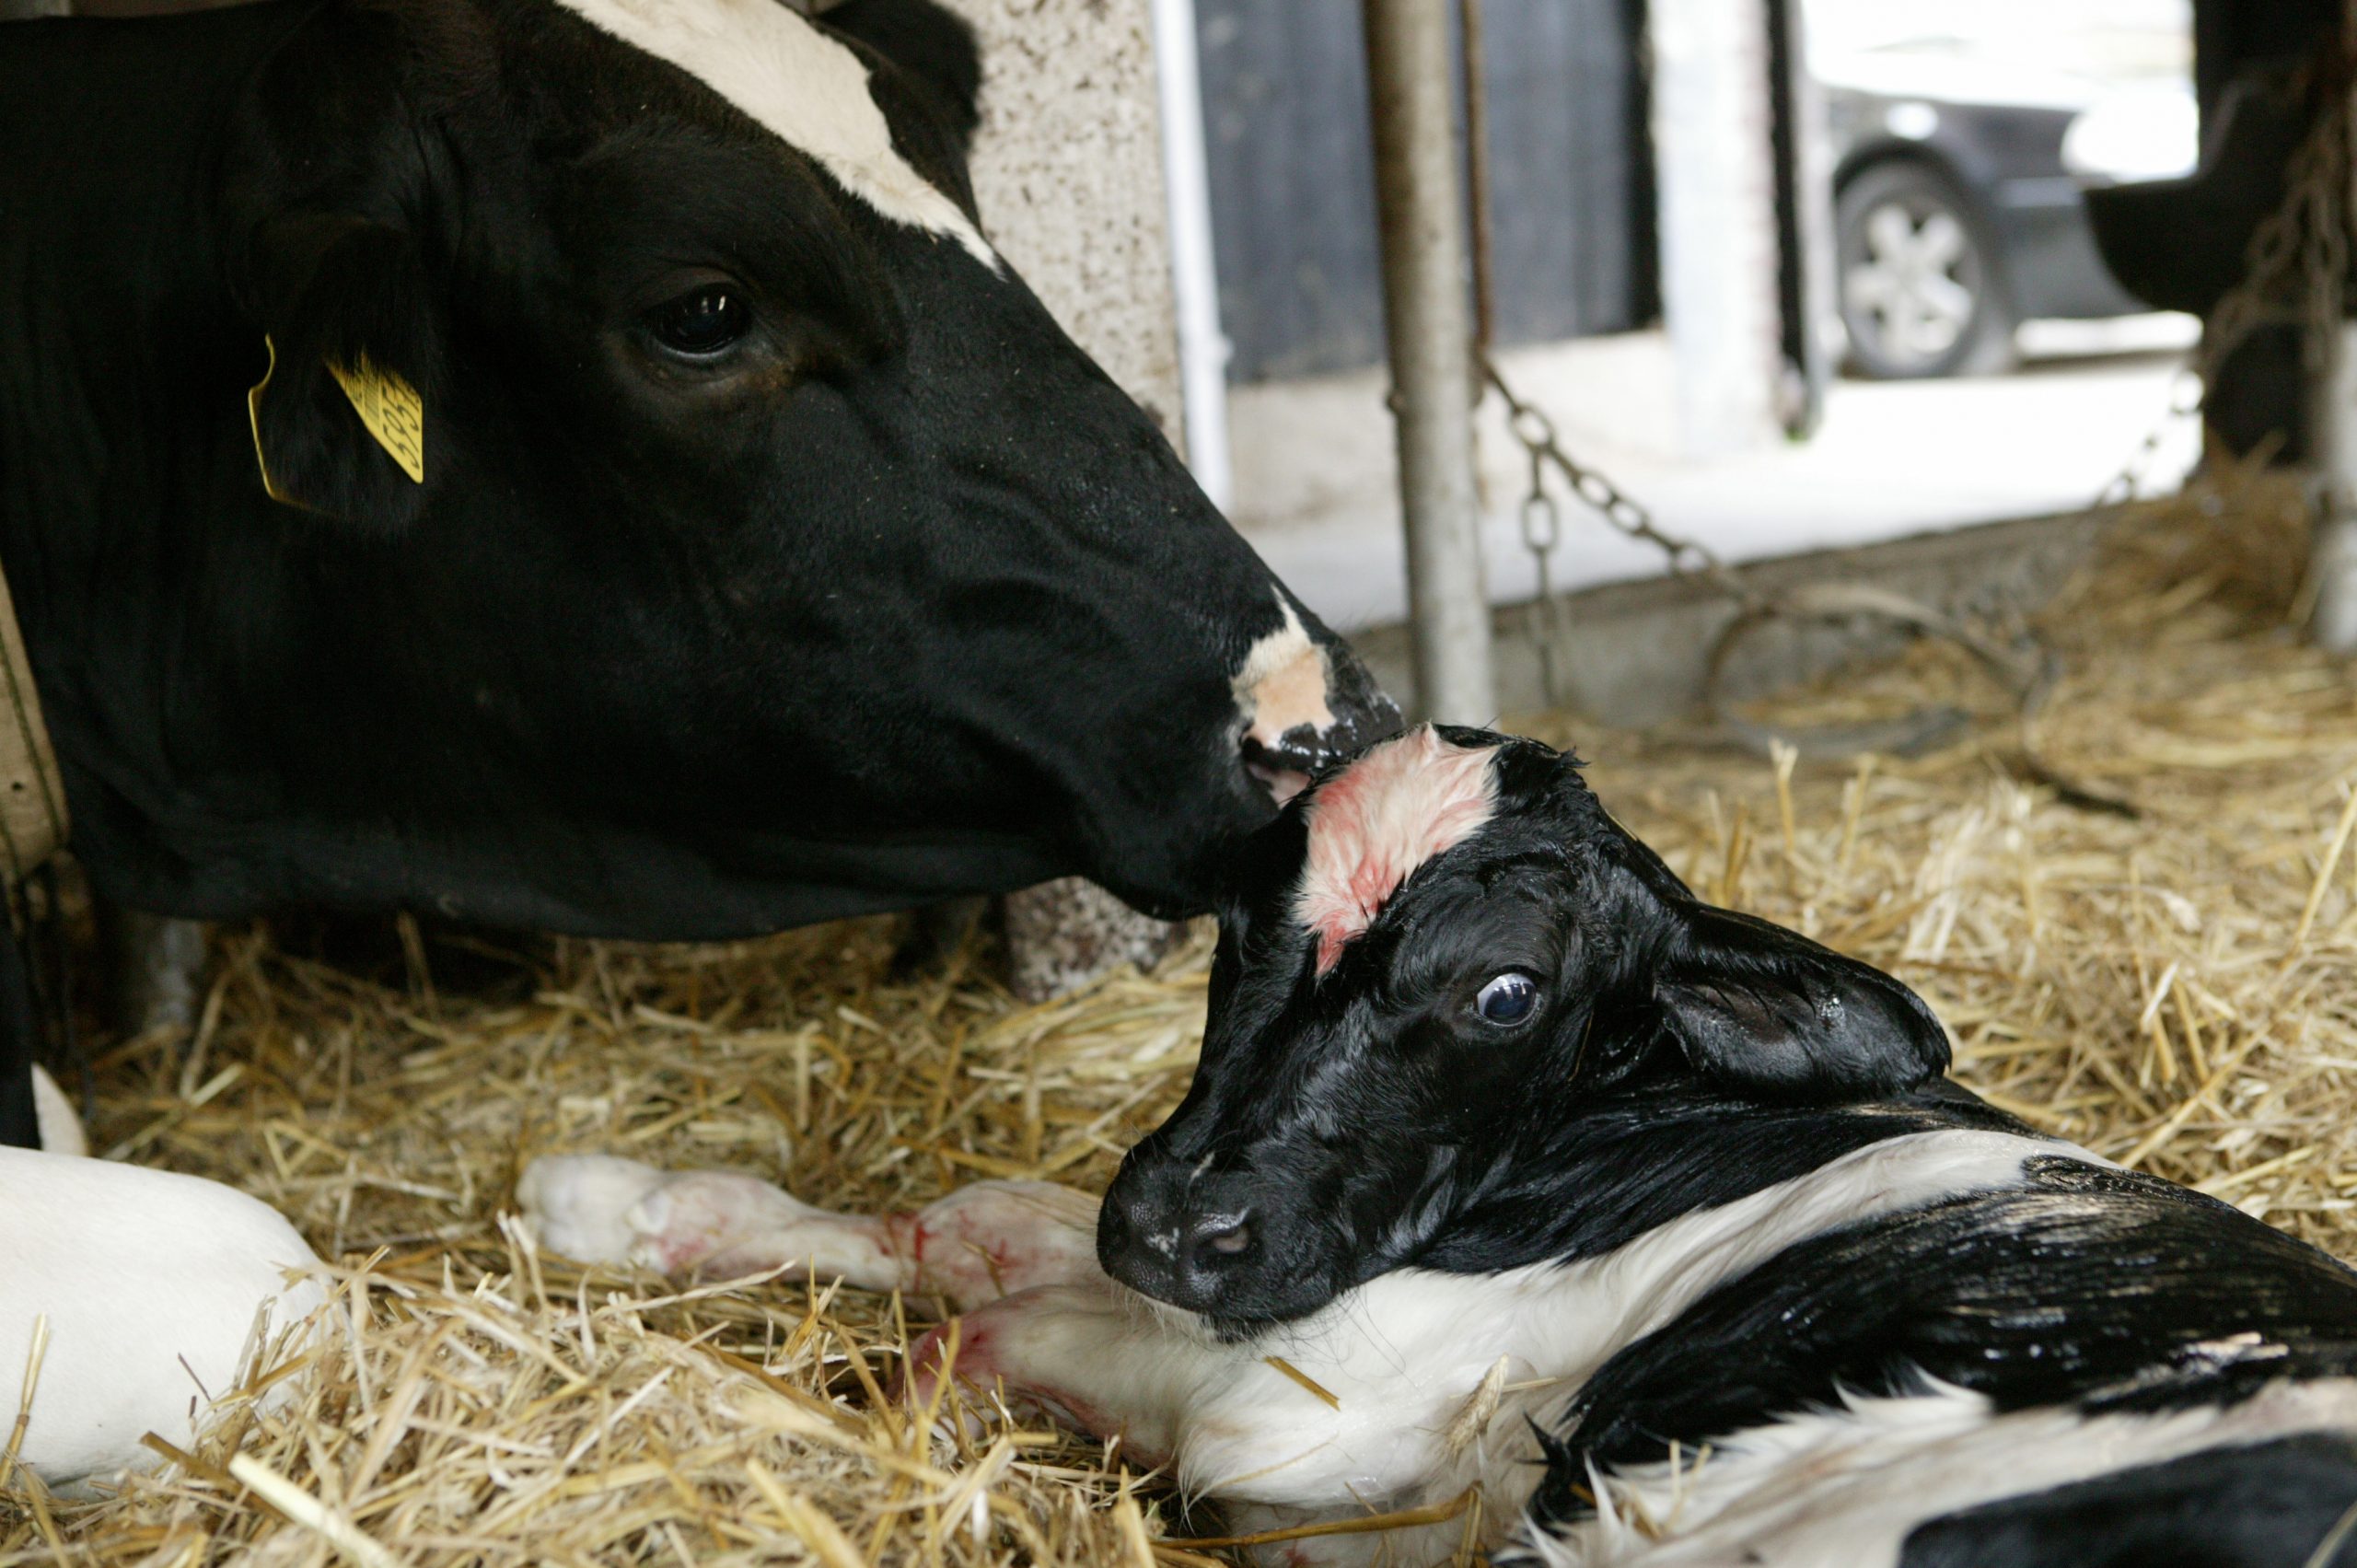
[0,0,1399,1146]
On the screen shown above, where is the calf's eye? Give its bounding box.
[1474,971,1538,1026]
[650,284,751,359]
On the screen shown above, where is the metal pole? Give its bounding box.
[2314,320,2357,651]
[1457,0,1495,356]
[2314,32,2357,651]
[1150,0,1236,512]
[1363,0,1493,724]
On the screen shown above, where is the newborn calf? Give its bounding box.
[527,726,2357,1567]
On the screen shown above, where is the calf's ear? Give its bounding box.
[1655,905,1949,1100]
[241,213,444,536]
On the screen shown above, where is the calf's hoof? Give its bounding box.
[518,1155,675,1266]
[519,1156,822,1277]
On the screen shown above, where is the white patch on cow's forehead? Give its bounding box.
[1295,724,1498,974]
[548,0,996,266]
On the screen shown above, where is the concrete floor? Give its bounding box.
[1234,316,2203,633]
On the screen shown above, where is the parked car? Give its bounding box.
[1813,2,2197,377]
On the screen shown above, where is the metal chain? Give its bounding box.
[2096,39,2352,507]
[1467,6,2350,800]
[1488,360,1768,613]
[2212,60,2348,386]
[1515,437,1566,701]
[2088,366,2208,511]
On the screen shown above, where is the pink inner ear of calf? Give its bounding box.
[1295,726,1499,974]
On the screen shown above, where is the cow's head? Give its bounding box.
[1097,726,1949,1327]
[209,0,1395,933]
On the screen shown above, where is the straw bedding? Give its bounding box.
[8,477,2357,1565]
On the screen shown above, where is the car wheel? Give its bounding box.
[1836,160,2016,378]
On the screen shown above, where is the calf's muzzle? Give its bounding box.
[1096,1158,1264,1316]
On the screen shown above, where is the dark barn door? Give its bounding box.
[1196,0,1656,384]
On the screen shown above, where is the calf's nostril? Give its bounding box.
[1204,1221,1251,1256]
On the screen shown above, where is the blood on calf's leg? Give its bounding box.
[903,1282,1225,1468]
[890,1179,1103,1304]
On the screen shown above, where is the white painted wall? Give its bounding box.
[1648,0,1787,459]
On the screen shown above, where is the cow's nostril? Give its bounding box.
[1243,753,1312,807]
[1240,736,1319,807]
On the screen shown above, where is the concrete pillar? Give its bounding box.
[1649,0,1786,459]
[943,0,1198,993]
[949,0,1189,450]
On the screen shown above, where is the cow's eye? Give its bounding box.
[1473,971,1538,1027]
[650,285,751,359]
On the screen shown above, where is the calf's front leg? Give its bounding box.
[518,1155,1100,1310]
[519,1156,1506,1566]
[903,1286,1495,1568]
[519,1157,1238,1461]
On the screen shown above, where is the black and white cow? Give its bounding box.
[0,0,1395,1146]
[528,726,2357,1567]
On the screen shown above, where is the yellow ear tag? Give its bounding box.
[326,354,425,483]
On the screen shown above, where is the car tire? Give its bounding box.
[1836,159,2017,379]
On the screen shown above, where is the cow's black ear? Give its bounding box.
[823,0,983,155]
[242,213,444,535]
[219,0,457,534]
[1655,904,1949,1100]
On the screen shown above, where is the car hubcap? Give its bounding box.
[1845,202,1976,366]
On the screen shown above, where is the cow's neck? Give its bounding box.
[0,5,296,526]
[0,4,305,575]
[0,3,332,907]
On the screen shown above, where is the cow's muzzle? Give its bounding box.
[1235,611,1403,806]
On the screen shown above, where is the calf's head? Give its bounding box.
[1099,726,1949,1326]
[207,0,1392,933]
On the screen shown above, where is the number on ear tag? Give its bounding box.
[326,354,425,483]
